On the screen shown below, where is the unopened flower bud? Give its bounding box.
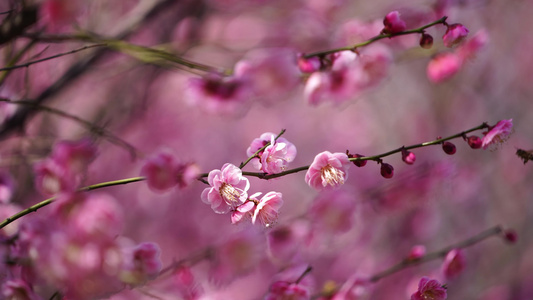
[401,149,416,165]
[466,135,482,149]
[380,162,394,178]
[348,153,367,167]
[419,33,434,49]
[382,11,406,34]
[407,245,426,261]
[442,142,456,155]
[503,229,517,244]
[442,23,469,48]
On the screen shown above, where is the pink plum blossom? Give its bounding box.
[411,277,447,300]
[1,279,41,300]
[187,74,251,115]
[201,163,250,214]
[0,172,14,204]
[457,30,489,61]
[265,281,310,300]
[442,249,466,279]
[331,277,372,300]
[309,190,356,234]
[51,139,97,174]
[442,24,469,48]
[402,149,416,165]
[298,54,321,73]
[120,242,163,286]
[481,119,513,149]
[33,159,78,196]
[141,151,200,192]
[305,151,351,190]
[246,132,297,174]
[231,201,255,224]
[252,191,283,227]
[383,11,407,34]
[407,245,426,261]
[427,52,462,83]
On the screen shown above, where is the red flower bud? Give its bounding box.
[419,33,434,49]
[380,163,394,178]
[466,135,482,149]
[442,142,456,155]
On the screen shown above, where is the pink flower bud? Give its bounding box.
[427,52,462,83]
[298,54,321,73]
[383,11,407,34]
[402,149,416,165]
[420,33,434,49]
[466,135,482,149]
[503,229,518,244]
[348,153,367,167]
[442,23,469,48]
[407,245,426,261]
[442,142,456,155]
[380,162,394,178]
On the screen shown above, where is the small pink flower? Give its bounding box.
[201,164,250,214]
[252,191,283,227]
[298,54,321,73]
[331,277,372,300]
[442,23,469,48]
[383,11,407,34]
[51,139,97,174]
[231,201,255,224]
[187,74,251,115]
[457,30,489,61]
[305,151,351,190]
[34,159,77,196]
[0,172,14,204]
[265,281,310,300]
[309,190,356,234]
[481,119,513,149]
[246,132,297,174]
[442,249,466,279]
[411,277,447,300]
[120,242,162,286]
[141,151,200,192]
[407,245,426,261]
[402,149,416,165]
[427,52,462,83]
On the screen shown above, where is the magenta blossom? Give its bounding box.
[265,281,310,300]
[246,132,297,174]
[427,52,462,83]
[201,163,250,214]
[383,11,407,34]
[411,277,447,300]
[305,151,351,190]
[442,23,469,48]
[442,249,466,279]
[231,201,255,224]
[481,119,513,149]
[141,151,200,192]
[120,242,163,286]
[252,191,284,227]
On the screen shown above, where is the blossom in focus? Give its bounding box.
[411,277,447,300]
[252,191,283,227]
[231,201,255,224]
[442,249,466,279]
[120,242,163,286]
[305,151,351,190]
[427,52,462,83]
[442,24,469,48]
[383,11,407,34]
[141,151,200,192]
[481,119,513,149]
[201,164,250,214]
[246,132,297,174]
[265,281,310,300]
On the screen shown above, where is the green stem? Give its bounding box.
[0,176,146,229]
[303,16,448,59]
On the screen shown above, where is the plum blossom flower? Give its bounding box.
[383,11,407,34]
[305,151,351,190]
[481,119,513,149]
[252,191,283,227]
[1,279,41,300]
[201,164,250,214]
[265,281,310,300]
[246,132,297,174]
[141,151,200,192]
[427,52,462,83]
[411,277,447,300]
[442,24,469,48]
[231,201,255,224]
[120,242,163,286]
[442,249,466,279]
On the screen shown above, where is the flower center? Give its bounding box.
[320,164,345,187]
[219,183,242,206]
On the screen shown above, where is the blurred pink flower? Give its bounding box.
[141,151,200,192]
[442,24,469,48]
[331,277,372,300]
[120,242,162,286]
[33,159,77,196]
[252,191,284,227]
[246,132,297,174]
[309,190,356,234]
[1,279,41,300]
[201,163,250,214]
[298,54,321,73]
[174,266,203,300]
[442,249,466,279]
[0,172,14,204]
[265,281,310,300]
[407,245,426,261]
[305,151,351,190]
[427,52,462,83]
[187,74,251,115]
[402,149,416,165]
[481,119,513,149]
[457,30,489,60]
[51,139,97,174]
[411,277,447,300]
[383,11,407,34]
